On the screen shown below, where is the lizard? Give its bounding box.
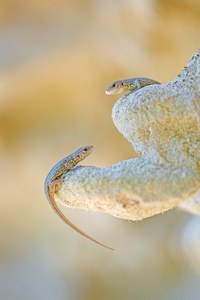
[105,77,160,95]
[44,145,114,250]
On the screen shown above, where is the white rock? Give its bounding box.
[56,49,200,220]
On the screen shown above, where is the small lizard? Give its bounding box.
[44,146,113,250]
[105,77,160,95]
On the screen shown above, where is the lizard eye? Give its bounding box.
[112,83,116,87]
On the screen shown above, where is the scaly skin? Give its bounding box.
[105,77,160,95]
[44,146,113,250]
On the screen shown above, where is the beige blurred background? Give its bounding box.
[0,1,200,299]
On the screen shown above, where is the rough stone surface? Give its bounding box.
[56,49,200,220]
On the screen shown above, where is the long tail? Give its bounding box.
[46,185,114,250]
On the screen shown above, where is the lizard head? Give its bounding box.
[105,80,127,95]
[71,146,94,166]
[105,79,135,95]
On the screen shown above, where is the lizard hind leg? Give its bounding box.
[135,78,142,89]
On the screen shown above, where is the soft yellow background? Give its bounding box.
[0,1,200,299]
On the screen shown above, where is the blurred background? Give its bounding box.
[0,0,200,299]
